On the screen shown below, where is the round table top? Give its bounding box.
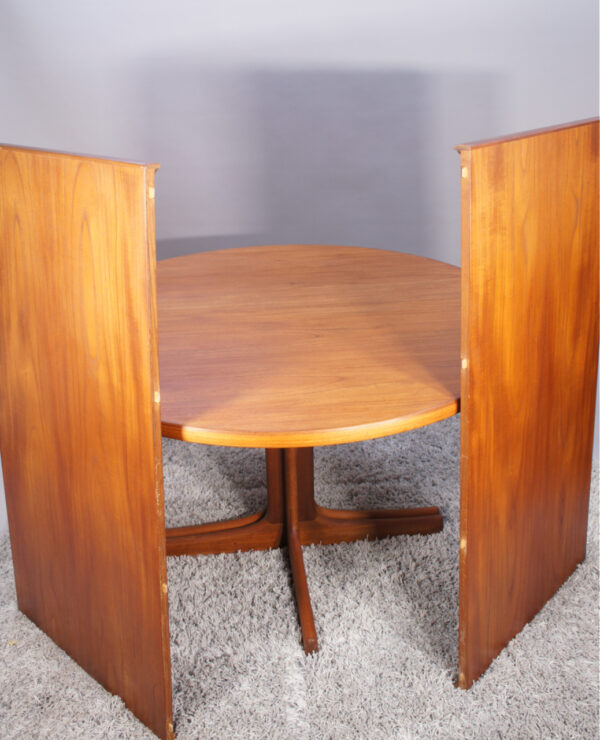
[157,245,460,448]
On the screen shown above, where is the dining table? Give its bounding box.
[157,244,461,652]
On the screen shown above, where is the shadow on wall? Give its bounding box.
[248,70,431,253]
[134,63,501,262]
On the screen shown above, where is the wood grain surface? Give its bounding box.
[157,245,460,448]
[0,146,173,738]
[457,119,599,688]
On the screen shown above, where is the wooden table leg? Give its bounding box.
[278,446,442,652]
[165,450,285,556]
[283,448,319,653]
[293,447,443,545]
[166,444,443,654]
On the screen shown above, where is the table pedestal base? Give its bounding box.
[166,447,443,653]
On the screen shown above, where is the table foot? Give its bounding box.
[166,451,286,556]
[299,504,443,546]
[165,445,442,654]
[166,511,284,556]
[287,526,318,653]
[284,448,318,653]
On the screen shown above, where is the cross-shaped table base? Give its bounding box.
[166,447,443,652]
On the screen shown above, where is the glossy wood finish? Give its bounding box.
[157,245,461,448]
[158,247,458,651]
[284,448,319,653]
[166,446,443,558]
[166,448,285,556]
[0,146,173,739]
[457,119,599,688]
[300,503,443,545]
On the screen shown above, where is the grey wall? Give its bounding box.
[0,0,598,534]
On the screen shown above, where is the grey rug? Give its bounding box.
[0,416,598,738]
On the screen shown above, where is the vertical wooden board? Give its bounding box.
[0,147,173,738]
[457,120,599,688]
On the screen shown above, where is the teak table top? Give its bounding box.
[157,245,461,448]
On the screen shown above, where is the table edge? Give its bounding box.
[160,399,460,448]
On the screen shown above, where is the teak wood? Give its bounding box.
[157,245,461,448]
[158,246,459,651]
[0,119,597,738]
[457,119,599,688]
[0,146,174,739]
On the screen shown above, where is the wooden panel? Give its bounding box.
[158,246,460,447]
[0,146,173,738]
[457,120,599,688]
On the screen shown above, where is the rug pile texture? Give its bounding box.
[0,416,598,738]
